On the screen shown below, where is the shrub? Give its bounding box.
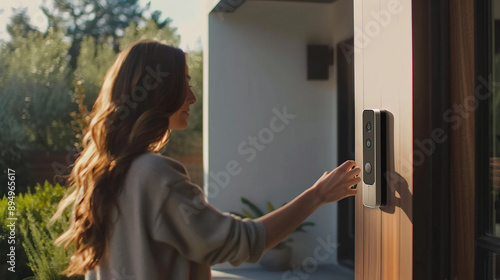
[0,181,83,280]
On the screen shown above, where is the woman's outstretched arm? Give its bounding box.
[256,160,361,251]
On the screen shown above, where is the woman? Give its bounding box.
[50,40,361,279]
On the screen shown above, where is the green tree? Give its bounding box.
[150,10,171,29]
[6,8,38,39]
[41,0,149,67]
[0,26,77,195]
[1,27,76,151]
[42,0,147,42]
[119,17,180,51]
[74,36,116,110]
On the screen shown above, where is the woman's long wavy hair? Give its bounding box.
[50,40,187,276]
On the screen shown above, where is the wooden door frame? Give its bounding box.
[413,0,476,278]
[412,0,452,279]
[449,0,476,279]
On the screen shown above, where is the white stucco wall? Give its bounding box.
[204,0,353,269]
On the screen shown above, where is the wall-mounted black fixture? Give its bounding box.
[307,45,334,80]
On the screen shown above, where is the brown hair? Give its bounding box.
[50,40,187,276]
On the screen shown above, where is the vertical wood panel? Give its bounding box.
[355,0,413,279]
[354,0,365,278]
[362,0,382,279]
[379,0,401,278]
[449,0,475,278]
[397,1,414,279]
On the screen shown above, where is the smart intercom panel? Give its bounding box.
[362,109,387,207]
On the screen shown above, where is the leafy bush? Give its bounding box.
[0,185,36,280]
[0,181,82,280]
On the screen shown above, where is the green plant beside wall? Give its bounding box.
[0,181,83,280]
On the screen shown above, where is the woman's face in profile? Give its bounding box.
[169,62,197,130]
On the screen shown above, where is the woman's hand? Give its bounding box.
[311,160,361,205]
[258,160,361,251]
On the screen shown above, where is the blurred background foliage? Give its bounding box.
[0,0,204,197]
[0,181,83,280]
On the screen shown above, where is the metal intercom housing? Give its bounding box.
[362,109,387,207]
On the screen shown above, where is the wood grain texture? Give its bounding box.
[354,0,365,278]
[396,2,414,279]
[362,0,382,279]
[354,0,413,279]
[449,0,475,278]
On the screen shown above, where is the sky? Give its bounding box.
[0,0,204,51]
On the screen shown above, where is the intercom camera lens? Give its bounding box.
[366,138,372,148]
[366,122,372,131]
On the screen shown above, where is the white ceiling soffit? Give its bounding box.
[210,0,336,13]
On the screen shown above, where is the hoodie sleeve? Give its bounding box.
[152,165,266,267]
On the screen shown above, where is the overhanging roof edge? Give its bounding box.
[209,0,246,13]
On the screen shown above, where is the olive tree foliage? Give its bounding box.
[41,0,146,42]
[119,16,181,50]
[6,7,38,39]
[0,3,204,187]
[0,25,75,190]
[74,36,116,110]
[41,0,148,68]
[0,26,75,151]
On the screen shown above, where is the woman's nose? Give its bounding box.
[188,89,197,104]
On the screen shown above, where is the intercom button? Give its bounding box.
[365,162,372,174]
